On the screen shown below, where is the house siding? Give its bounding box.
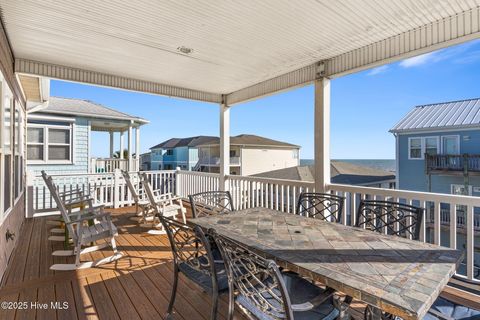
[27,118,90,176]
[398,129,480,193]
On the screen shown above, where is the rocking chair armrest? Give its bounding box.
[64,196,93,207]
[291,287,336,312]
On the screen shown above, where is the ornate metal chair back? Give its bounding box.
[189,191,234,218]
[159,216,219,289]
[355,199,424,240]
[296,192,345,223]
[211,230,294,320]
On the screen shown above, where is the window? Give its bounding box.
[230,150,236,157]
[166,149,173,156]
[3,96,12,212]
[292,149,299,159]
[27,124,72,162]
[425,137,439,155]
[409,138,422,159]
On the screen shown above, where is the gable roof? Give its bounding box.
[253,161,395,185]
[390,98,480,133]
[28,97,149,124]
[151,134,299,149]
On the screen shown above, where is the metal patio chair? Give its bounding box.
[188,191,234,218]
[42,171,122,270]
[210,229,344,320]
[141,173,186,234]
[355,199,424,240]
[296,192,345,222]
[160,216,228,320]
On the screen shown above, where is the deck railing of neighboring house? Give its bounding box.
[28,169,480,283]
[426,154,480,173]
[197,156,241,166]
[90,158,139,173]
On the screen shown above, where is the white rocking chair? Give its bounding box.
[141,173,186,235]
[121,170,153,225]
[42,171,123,270]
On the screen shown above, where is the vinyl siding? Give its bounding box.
[27,117,89,176]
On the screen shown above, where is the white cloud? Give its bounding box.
[367,65,389,76]
[399,52,437,68]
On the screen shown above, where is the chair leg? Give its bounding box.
[74,243,82,266]
[227,283,235,320]
[211,291,219,320]
[166,265,179,319]
[110,237,118,254]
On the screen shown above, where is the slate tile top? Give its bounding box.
[190,207,464,320]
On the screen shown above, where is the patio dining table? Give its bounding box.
[190,207,464,320]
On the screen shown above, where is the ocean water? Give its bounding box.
[300,159,396,173]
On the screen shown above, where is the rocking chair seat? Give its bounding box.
[237,272,338,320]
[80,221,118,244]
[178,257,229,295]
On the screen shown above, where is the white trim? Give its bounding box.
[451,184,472,196]
[441,135,460,155]
[408,137,424,160]
[28,114,75,122]
[26,123,73,164]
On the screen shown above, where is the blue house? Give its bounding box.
[150,136,215,170]
[27,97,148,176]
[391,98,480,196]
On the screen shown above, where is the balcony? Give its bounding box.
[13,169,480,319]
[197,156,240,166]
[426,154,480,174]
[90,158,138,173]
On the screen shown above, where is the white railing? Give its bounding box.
[176,171,220,198]
[27,169,480,283]
[90,158,138,173]
[29,170,175,213]
[197,156,241,166]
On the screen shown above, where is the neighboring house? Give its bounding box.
[150,134,300,175]
[139,152,151,171]
[26,97,148,176]
[150,136,216,171]
[253,161,396,188]
[390,98,480,196]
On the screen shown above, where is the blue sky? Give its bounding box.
[50,39,480,160]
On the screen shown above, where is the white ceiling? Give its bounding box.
[2,0,480,95]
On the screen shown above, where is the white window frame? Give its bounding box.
[408,136,440,160]
[441,135,460,154]
[408,137,424,160]
[451,184,472,196]
[27,123,73,164]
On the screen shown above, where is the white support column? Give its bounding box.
[128,123,133,172]
[109,131,114,158]
[219,101,230,191]
[314,77,331,193]
[135,126,140,171]
[119,131,125,159]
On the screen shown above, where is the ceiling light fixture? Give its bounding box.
[177,46,193,54]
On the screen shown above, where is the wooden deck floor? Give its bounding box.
[0,206,250,320]
[0,206,477,320]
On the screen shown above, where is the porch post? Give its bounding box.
[219,99,230,191]
[119,131,125,159]
[128,123,133,171]
[314,76,331,193]
[109,131,114,158]
[135,126,140,171]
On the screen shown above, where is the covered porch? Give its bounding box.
[1,0,480,318]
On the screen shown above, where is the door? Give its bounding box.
[442,136,460,168]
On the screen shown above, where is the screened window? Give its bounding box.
[166,149,173,156]
[3,97,12,212]
[409,138,422,159]
[425,137,439,155]
[27,127,44,160]
[27,124,72,162]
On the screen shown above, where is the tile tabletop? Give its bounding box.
[190,207,464,320]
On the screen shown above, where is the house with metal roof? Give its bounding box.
[391,98,480,196]
[150,134,300,175]
[27,96,149,175]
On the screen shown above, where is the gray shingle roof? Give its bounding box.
[390,98,480,133]
[151,134,299,149]
[253,161,395,185]
[29,97,148,124]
